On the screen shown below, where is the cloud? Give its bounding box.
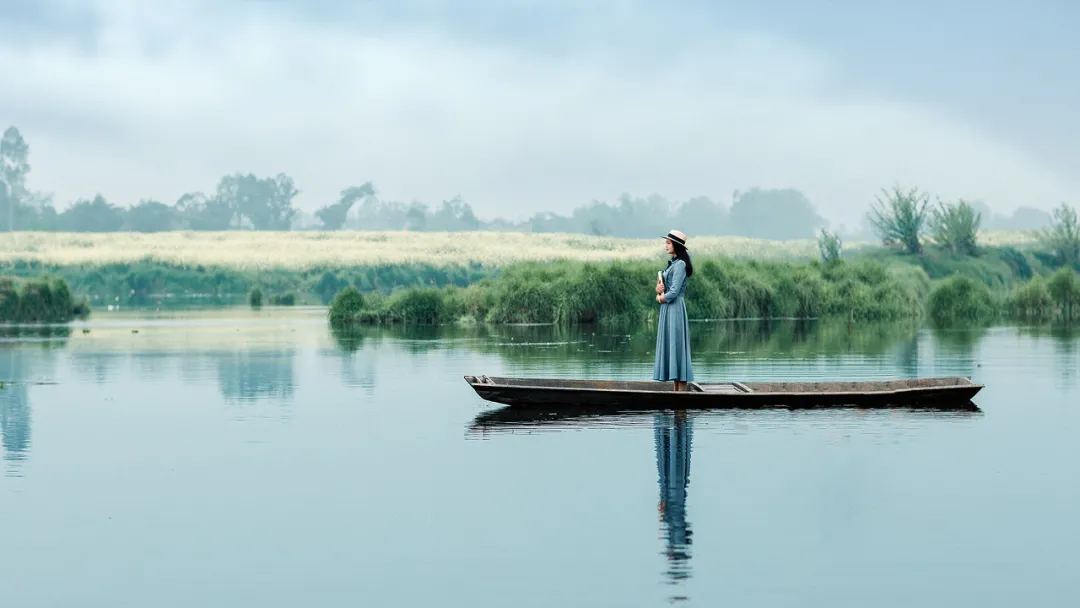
[1,0,1075,226]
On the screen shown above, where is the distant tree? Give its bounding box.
[1040,203,1080,267]
[1,126,31,231]
[1008,206,1053,231]
[59,195,125,232]
[125,199,179,232]
[317,183,375,230]
[214,173,298,230]
[174,192,234,230]
[868,185,930,255]
[729,188,825,240]
[404,203,427,231]
[817,229,842,263]
[929,199,982,256]
[429,196,481,231]
[673,196,727,235]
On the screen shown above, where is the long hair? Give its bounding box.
[669,241,693,277]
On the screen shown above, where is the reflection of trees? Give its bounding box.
[0,330,66,470]
[448,319,921,374]
[0,379,30,465]
[1017,325,1079,388]
[69,352,124,385]
[213,349,296,403]
[655,411,693,596]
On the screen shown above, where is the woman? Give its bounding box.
[654,230,694,391]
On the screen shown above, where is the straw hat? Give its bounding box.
[663,229,688,249]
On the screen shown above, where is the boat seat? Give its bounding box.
[691,382,753,394]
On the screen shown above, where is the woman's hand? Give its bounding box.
[656,294,665,304]
[656,280,664,295]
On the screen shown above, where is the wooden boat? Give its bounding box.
[463,375,983,410]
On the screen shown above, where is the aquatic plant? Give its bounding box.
[1005,276,1052,320]
[0,276,89,323]
[327,257,928,328]
[269,292,296,306]
[926,276,997,326]
[1047,267,1080,320]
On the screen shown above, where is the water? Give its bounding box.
[1,308,1078,607]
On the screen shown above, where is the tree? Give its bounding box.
[317,183,375,230]
[404,203,427,230]
[125,199,179,232]
[729,188,825,240]
[673,196,727,235]
[1040,203,1080,268]
[868,185,930,255]
[58,195,125,232]
[174,192,234,230]
[818,229,842,263]
[429,196,481,231]
[929,199,981,256]
[214,173,299,230]
[1,126,31,231]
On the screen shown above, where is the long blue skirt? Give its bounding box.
[653,298,694,382]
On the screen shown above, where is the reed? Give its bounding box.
[328,257,926,327]
[0,276,90,323]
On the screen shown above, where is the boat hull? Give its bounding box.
[464,376,983,410]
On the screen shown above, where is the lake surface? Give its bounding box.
[1,308,1078,607]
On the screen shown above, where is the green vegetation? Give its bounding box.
[269,293,296,306]
[1041,203,1080,267]
[1005,276,1052,320]
[1,259,497,306]
[868,185,931,255]
[929,199,982,256]
[817,229,842,263]
[327,257,927,327]
[249,286,263,308]
[0,276,89,323]
[926,276,997,326]
[1047,268,1080,320]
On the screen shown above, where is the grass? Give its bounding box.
[0,229,1038,270]
[0,276,90,323]
[328,257,929,327]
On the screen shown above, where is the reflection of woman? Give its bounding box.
[654,230,694,391]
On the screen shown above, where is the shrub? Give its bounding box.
[817,229,842,263]
[249,286,264,307]
[868,185,931,254]
[270,293,296,306]
[929,199,981,256]
[1006,276,1052,320]
[926,276,997,326]
[1047,267,1080,320]
[328,286,366,326]
[1040,203,1080,268]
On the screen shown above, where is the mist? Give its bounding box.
[1,0,1077,230]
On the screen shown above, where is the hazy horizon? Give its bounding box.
[2,0,1078,229]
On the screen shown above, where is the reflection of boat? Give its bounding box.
[464,375,984,409]
[466,402,982,436]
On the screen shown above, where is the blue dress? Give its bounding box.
[653,258,694,382]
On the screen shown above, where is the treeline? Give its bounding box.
[0,125,1060,240]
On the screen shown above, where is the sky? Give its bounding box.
[1,0,1078,228]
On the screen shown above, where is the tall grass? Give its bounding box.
[0,276,90,323]
[926,276,997,326]
[328,257,926,327]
